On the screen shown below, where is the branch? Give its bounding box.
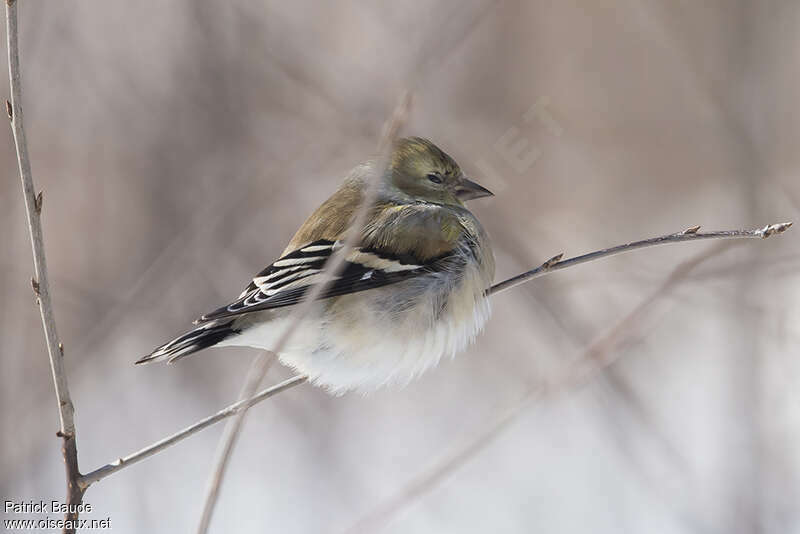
[74,221,792,493]
[5,0,787,526]
[78,375,307,488]
[5,1,84,531]
[341,241,747,534]
[195,91,413,533]
[488,222,793,296]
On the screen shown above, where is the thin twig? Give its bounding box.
[78,375,307,488]
[5,0,788,527]
[488,222,793,296]
[5,2,84,532]
[74,222,792,492]
[195,91,413,533]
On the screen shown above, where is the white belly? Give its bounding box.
[218,265,491,394]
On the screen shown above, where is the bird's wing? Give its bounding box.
[196,239,450,322]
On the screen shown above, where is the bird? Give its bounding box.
[137,137,495,394]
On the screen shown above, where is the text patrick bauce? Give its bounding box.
[5,500,92,514]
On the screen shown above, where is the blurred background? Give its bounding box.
[2,1,799,532]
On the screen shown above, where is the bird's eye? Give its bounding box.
[427,173,443,184]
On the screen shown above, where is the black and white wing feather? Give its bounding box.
[196,239,442,322]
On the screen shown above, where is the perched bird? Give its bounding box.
[138,137,495,394]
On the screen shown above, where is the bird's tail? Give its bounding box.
[136,319,239,365]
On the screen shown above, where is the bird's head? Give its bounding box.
[387,137,493,206]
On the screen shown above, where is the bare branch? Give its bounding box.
[75,220,792,501]
[4,0,788,528]
[195,91,413,533]
[195,352,276,532]
[5,1,84,531]
[78,375,308,488]
[488,222,792,296]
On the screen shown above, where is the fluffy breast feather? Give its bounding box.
[220,244,492,394]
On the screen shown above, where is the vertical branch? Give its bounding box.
[5,0,84,531]
[195,352,284,532]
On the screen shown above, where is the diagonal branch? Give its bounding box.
[340,239,751,534]
[74,221,792,496]
[5,1,83,531]
[488,222,792,296]
[195,91,413,534]
[6,0,790,528]
[78,375,307,488]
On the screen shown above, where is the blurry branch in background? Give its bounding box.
[570,241,738,374]
[5,1,84,532]
[341,240,749,534]
[6,0,794,530]
[195,90,414,534]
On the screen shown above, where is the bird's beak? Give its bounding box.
[454,177,494,201]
